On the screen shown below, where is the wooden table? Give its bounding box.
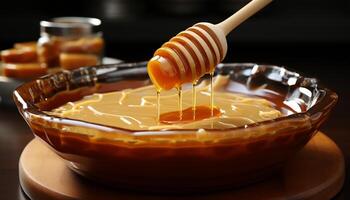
[0,68,349,200]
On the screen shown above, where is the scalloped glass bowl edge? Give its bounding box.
[13,62,338,192]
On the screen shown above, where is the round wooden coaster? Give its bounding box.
[19,132,345,200]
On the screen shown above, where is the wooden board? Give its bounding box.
[19,132,345,200]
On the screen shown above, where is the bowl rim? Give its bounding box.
[13,62,338,135]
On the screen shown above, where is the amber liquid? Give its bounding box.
[157,73,218,125]
[160,106,221,124]
[209,72,214,117]
[156,90,160,123]
[178,86,183,120]
[192,82,197,120]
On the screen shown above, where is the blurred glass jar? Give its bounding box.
[38,17,104,70]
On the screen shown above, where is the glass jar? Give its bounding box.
[38,17,104,70]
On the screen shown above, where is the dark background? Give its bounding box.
[0,0,349,65]
[0,0,349,199]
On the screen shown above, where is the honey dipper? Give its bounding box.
[147,0,273,90]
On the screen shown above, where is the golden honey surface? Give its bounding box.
[48,75,281,130]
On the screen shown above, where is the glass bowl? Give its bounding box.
[14,62,338,193]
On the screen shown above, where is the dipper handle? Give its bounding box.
[217,0,273,35]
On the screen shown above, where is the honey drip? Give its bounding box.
[160,106,221,124]
[177,86,183,120]
[156,90,160,123]
[192,82,197,120]
[210,72,214,117]
[157,73,216,124]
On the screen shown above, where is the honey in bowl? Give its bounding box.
[47,75,283,131]
[14,63,337,193]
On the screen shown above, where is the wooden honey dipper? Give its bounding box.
[148,0,273,90]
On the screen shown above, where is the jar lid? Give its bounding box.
[40,17,102,37]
